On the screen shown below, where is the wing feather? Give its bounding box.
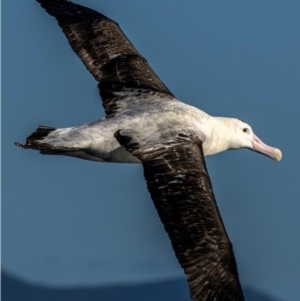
[115,130,245,301]
[36,0,176,117]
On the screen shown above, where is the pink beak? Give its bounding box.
[252,134,282,162]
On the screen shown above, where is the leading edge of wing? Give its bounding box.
[36,0,176,118]
[115,129,245,301]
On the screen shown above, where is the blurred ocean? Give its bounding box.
[2,270,282,301]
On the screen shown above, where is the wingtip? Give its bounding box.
[35,0,109,23]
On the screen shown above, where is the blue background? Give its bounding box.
[2,0,299,300]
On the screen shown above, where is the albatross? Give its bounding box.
[15,0,282,300]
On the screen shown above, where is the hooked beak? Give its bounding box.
[252,134,282,162]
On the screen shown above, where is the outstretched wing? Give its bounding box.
[115,129,245,301]
[36,0,176,118]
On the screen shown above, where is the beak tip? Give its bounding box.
[274,148,282,162]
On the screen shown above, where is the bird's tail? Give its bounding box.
[15,125,78,154]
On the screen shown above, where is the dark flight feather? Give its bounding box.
[14,125,80,154]
[36,0,175,118]
[115,130,245,301]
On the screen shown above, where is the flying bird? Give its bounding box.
[15,0,282,300]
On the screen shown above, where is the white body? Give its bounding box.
[42,100,232,163]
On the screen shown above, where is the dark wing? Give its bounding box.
[36,0,176,118]
[115,130,245,301]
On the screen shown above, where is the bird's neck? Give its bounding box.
[202,117,234,156]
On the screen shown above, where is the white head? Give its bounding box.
[227,119,282,161]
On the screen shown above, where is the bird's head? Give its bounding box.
[228,119,282,161]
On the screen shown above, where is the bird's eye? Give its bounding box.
[243,128,249,133]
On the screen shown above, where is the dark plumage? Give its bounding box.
[14,126,56,150]
[14,126,79,154]
[36,0,174,118]
[115,130,244,300]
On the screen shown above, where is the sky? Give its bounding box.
[2,0,300,300]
